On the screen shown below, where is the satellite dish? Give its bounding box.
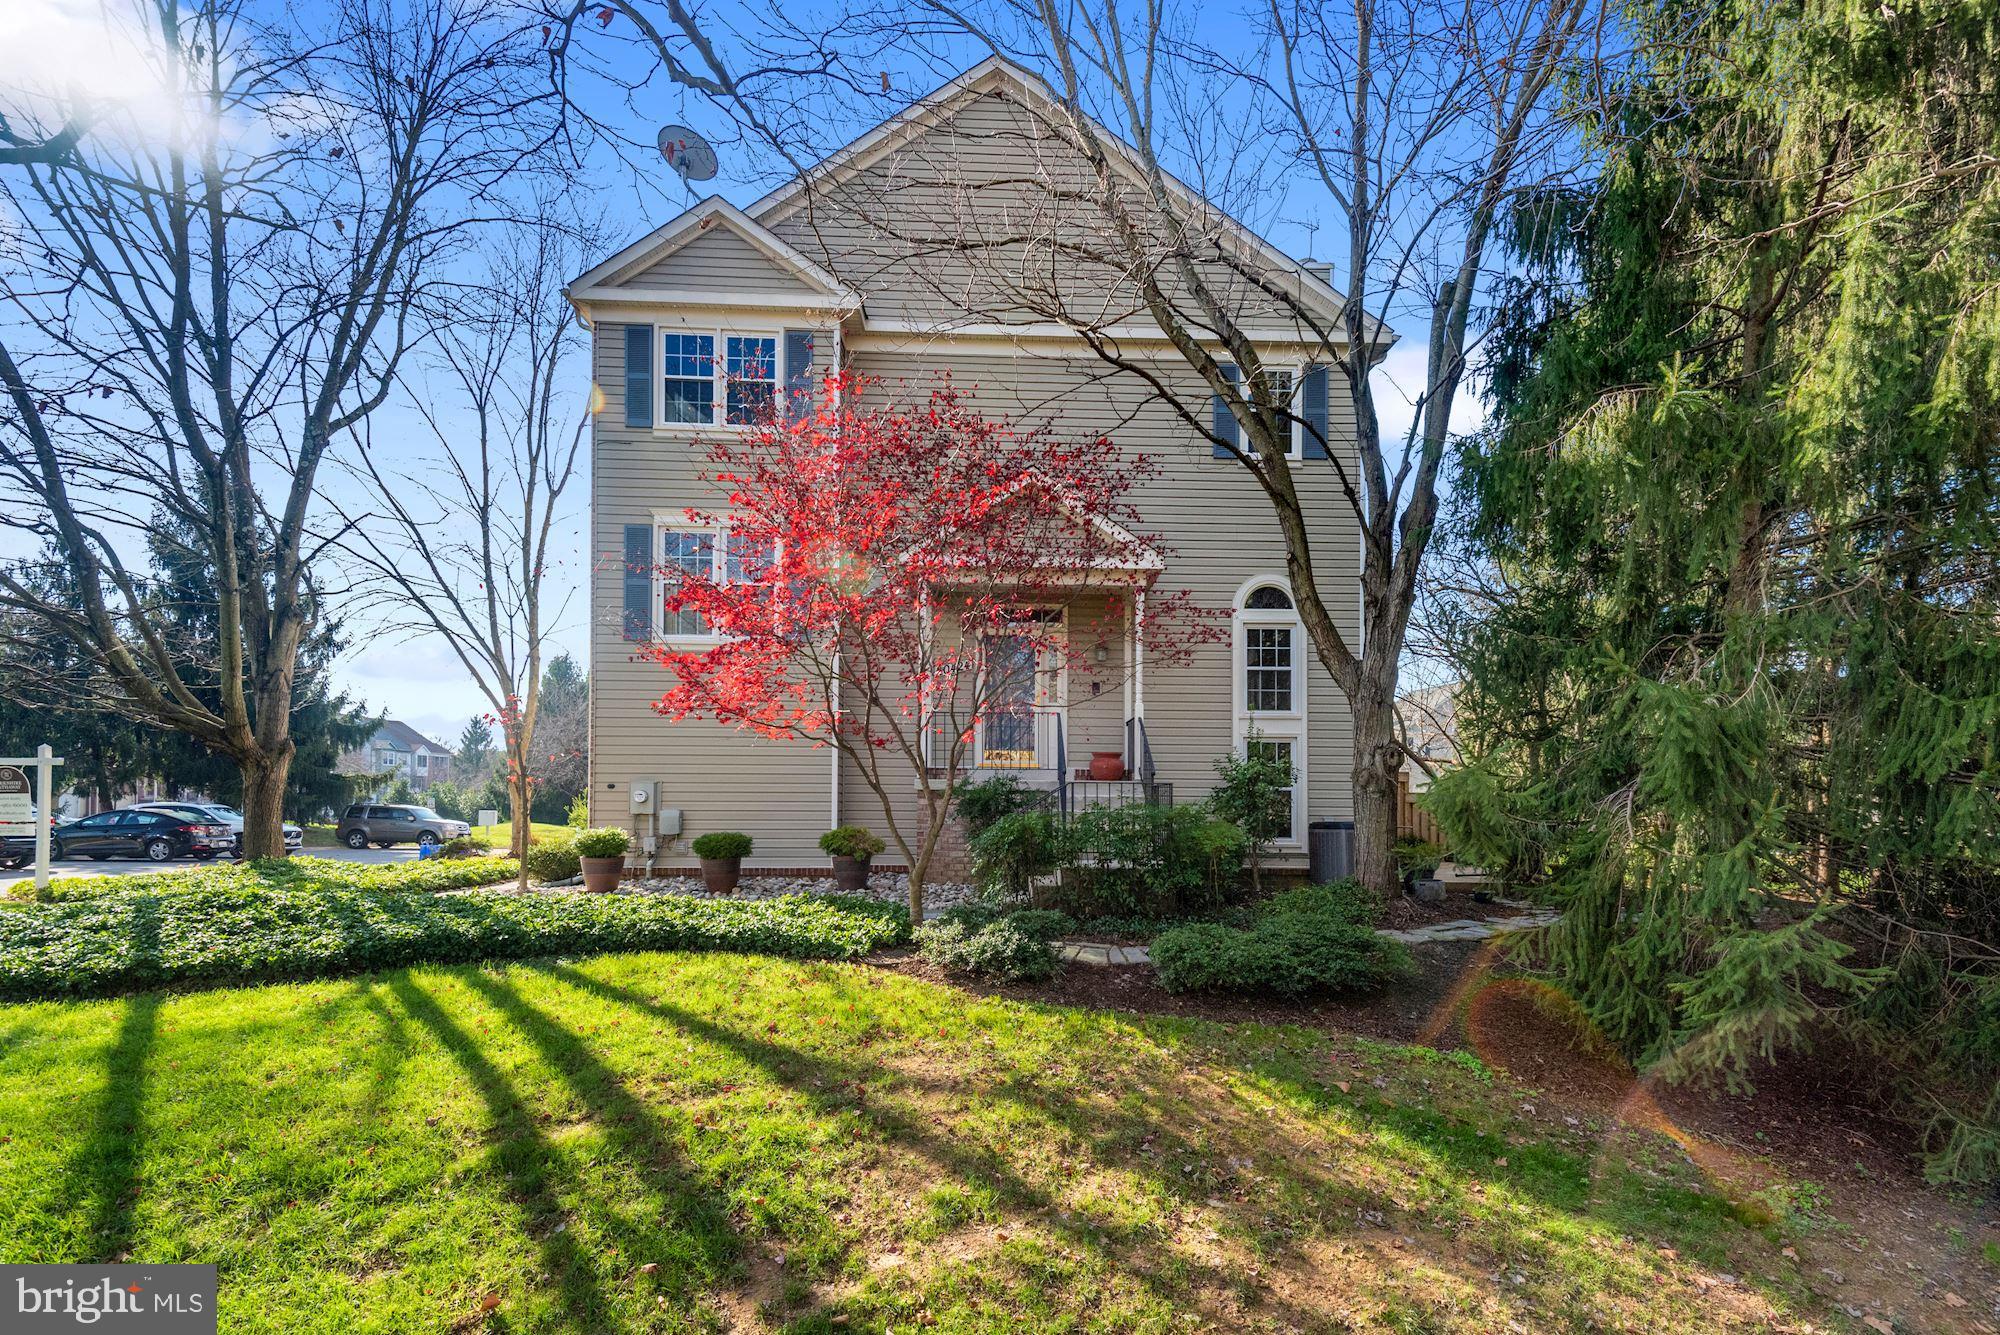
[657,125,718,182]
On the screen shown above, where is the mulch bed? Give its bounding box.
[1376,886,1535,932]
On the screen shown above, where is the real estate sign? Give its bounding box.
[0,766,30,837]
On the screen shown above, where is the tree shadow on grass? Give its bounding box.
[530,961,1376,1332]
[455,971,743,1304]
[67,990,160,1261]
[385,974,626,1329]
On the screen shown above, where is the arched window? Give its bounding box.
[1232,579,1306,844]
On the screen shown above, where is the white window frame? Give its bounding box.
[1231,576,1308,848]
[1222,362,1305,461]
[651,516,780,647]
[652,321,784,431]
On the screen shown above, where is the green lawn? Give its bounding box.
[0,951,1841,1333]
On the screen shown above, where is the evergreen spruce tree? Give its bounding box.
[1433,0,2000,1182]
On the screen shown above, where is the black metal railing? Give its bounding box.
[1057,715,1168,822]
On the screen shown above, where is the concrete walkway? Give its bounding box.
[1054,906,1558,967]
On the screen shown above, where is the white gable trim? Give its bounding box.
[748,56,1392,349]
[567,197,861,303]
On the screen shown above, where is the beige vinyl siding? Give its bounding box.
[623,225,820,295]
[768,90,1323,331]
[839,350,1360,853]
[587,319,837,866]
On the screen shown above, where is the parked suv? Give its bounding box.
[130,802,304,855]
[50,809,236,862]
[335,804,469,849]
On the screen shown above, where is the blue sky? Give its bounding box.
[5,0,1483,750]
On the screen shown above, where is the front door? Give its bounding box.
[977,613,1065,770]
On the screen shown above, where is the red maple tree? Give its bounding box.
[646,374,1216,922]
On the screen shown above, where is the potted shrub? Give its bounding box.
[819,825,886,892]
[691,831,752,894]
[574,826,631,893]
[1394,837,1447,903]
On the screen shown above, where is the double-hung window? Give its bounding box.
[724,336,777,424]
[655,330,779,428]
[661,334,715,424]
[657,523,778,642]
[1244,625,1295,712]
[1248,367,1302,460]
[659,528,715,638]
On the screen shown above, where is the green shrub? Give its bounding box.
[1053,804,1247,918]
[522,834,581,883]
[968,810,1060,901]
[691,831,753,860]
[1394,837,1446,879]
[1264,879,1379,924]
[1211,735,1296,890]
[22,856,522,903]
[819,826,886,858]
[437,833,494,860]
[954,775,1053,838]
[0,887,913,1001]
[566,794,590,829]
[915,916,1059,983]
[573,826,633,858]
[1001,908,1076,942]
[1153,915,1409,997]
[1151,880,1410,997]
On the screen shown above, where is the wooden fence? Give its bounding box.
[1397,772,1446,845]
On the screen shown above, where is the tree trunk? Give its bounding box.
[505,730,533,858]
[507,739,533,892]
[239,747,294,860]
[1350,677,1403,900]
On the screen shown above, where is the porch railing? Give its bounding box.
[1056,714,1170,822]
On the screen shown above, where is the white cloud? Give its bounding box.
[0,0,165,127]
[1368,338,1489,455]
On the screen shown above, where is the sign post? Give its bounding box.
[0,746,64,897]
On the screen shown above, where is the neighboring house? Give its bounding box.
[571,57,1381,871]
[339,721,454,793]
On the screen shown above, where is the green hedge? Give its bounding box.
[21,856,523,904]
[0,887,912,1001]
[1152,879,1412,997]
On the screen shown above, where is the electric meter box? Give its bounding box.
[628,781,655,814]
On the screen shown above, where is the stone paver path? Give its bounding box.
[1054,907,1558,967]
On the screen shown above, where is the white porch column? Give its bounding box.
[1134,587,1147,723]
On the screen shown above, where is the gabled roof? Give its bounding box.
[373,720,451,755]
[747,55,1392,350]
[567,196,862,308]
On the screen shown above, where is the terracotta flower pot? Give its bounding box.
[701,856,742,895]
[580,855,625,894]
[831,854,872,892]
[1088,751,1127,781]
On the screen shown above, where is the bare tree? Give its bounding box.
[340,209,596,871]
[0,0,554,855]
[743,3,1611,896]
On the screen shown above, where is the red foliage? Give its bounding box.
[642,375,1216,778]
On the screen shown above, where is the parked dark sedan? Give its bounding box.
[129,802,304,854]
[51,809,236,862]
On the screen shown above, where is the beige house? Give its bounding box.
[571,58,1380,873]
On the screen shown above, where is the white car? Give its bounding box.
[129,802,305,855]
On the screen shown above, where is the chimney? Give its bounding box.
[1301,259,1334,286]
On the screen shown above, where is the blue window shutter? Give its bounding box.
[1211,363,1240,458]
[1302,365,1330,459]
[623,325,653,429]
[783,328,815,419]
[622,524,652,641]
